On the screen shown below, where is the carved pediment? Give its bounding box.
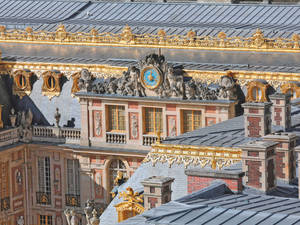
[87,54,237,101]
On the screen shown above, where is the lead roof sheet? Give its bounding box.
[1,1,300,38]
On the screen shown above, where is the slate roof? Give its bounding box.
[1,43,300,74]
[2,1,300,38]
[162,106,300,148]
[119,182,300,225]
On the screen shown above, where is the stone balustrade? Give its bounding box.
[33,126,81,144]
[143,135,164,146]
[0,127,19,147]
[106,132,126,144]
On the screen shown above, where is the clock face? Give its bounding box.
[141,67,162,90]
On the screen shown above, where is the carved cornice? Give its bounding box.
[1,62,300,87]
[0,25,300,52]
[144,143,241,169]
[12,69,35,98]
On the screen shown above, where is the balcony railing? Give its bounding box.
[0,197,10,211]
[33,126,81,144]
[106,132,126,144]
[36,192,51,205]
[65,194,80,207]
[0,128,19,148]
[143,135,164,146]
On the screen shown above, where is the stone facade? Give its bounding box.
[0,143,144,225]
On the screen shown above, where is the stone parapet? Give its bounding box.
[185,168,244,193]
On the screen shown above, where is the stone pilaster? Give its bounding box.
[263,133,297,184]
[240,140,278,193]
[242,102,272,137]
[141,176,174,211]
[269,93,291,131]
[80,98,90,146]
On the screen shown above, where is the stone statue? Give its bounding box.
[55,108,61,127]
[17,216,24,225]
[9,108,17,127]
[166,67,184,98]
[218,75,237,100]
[78,69,93,92]
[84,200,95,225]
[64,209,79,225]
[19,109,33,143]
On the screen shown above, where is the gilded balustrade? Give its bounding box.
[0,25,299,52]
[144,143,242,169]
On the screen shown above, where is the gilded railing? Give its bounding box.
[0,25,299,52]
[144,143,241,169]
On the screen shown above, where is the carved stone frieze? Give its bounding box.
[90,54,237,101]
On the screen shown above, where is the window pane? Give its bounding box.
[108,105,125,131]
[144,108,162,134]
[182,110,201,133]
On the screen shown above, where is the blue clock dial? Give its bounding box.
[141,67,162,89]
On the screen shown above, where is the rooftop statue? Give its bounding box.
[87,54,237,101]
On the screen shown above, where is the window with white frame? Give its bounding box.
[66,159,80,195]
[38,157,51,194]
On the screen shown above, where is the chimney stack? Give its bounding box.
[240,140,277,193]
[263,133,297,184]
[269,93,291,131]
[141,176,174,210]
[242,102,272,137]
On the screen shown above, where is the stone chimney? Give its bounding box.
[242,102,272,137]
[240,140,277,193]
[295,146,300,199]
[269,93,291,131]
[263,133,297,184]
[141,176,174,210]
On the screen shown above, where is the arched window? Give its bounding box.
[286,88,297,99]
[251,87,262,102]
[109,159,127,188]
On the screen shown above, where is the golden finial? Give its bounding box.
[156,131,161,144]
[119,187,143,204]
